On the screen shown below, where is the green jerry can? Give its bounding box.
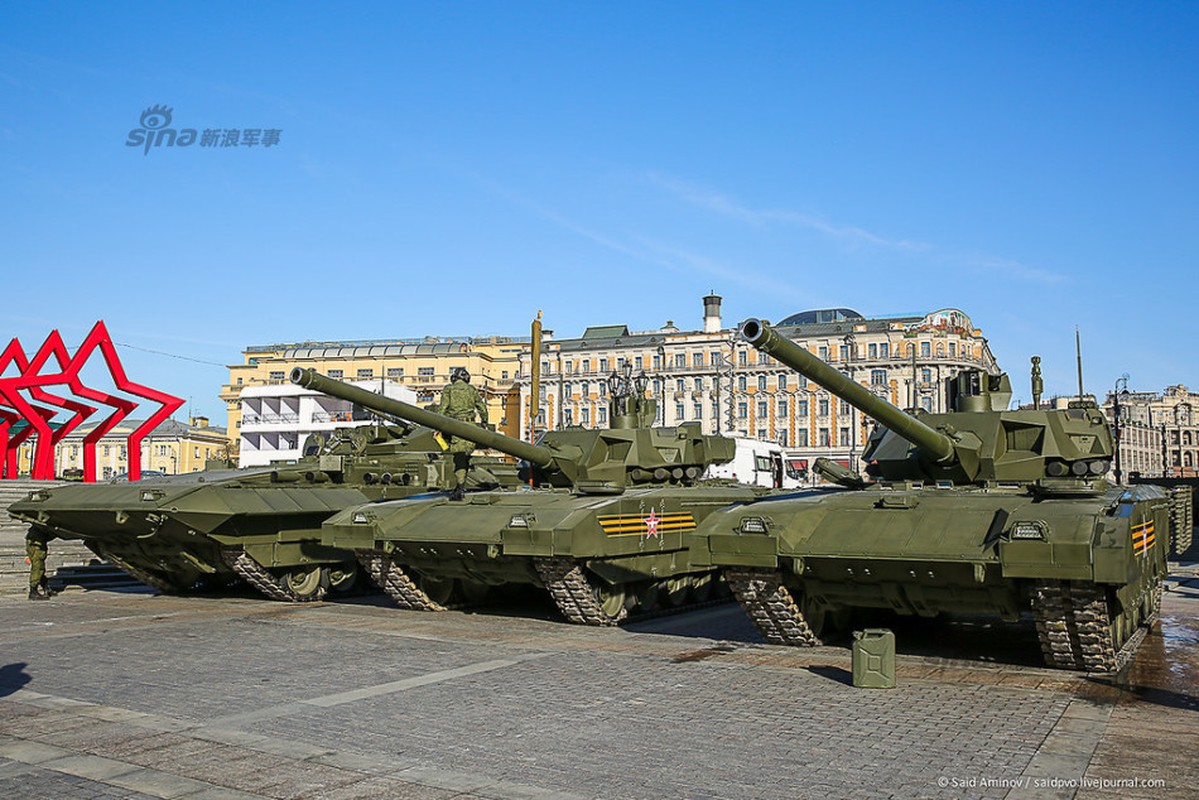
[852,629,896,689]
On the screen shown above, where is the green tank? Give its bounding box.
[295,366,760,623]
[689,318,1178,672]
[8,417,520,601]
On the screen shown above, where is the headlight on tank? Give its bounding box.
[508,514,528,528]
[351,511,370,524]
[1008,520,1048,540]
[140,490,164,502]
[739,516,769,534]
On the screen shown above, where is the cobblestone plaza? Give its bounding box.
[1,569,1197,800]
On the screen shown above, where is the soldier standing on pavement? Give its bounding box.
[25,528,55,600]
[434,367,488,500]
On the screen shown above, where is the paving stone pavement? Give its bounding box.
[1,570,1196,800]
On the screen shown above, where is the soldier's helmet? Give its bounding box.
[451,367,471,383]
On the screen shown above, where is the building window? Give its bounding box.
[635,357,643,370]
[839,345,849,361]
[417,391,434,402]
[598,408,607,424]
[692,353,703,367]
[676,378,685,392]
[798,399,808,417]
[328,369,344,379]
[737,402,748,419]
[582,359,591,373]
[871,369,887,385]
[581,407,590,424]
[564,409,573,425]
[501,371,509,379]
[796,428,808,447]
[839,427,850,446]
[269,370,285,381]
[738,351,747,366]
[387,367,404,377]
[818,346,829,360]
[676,403,685,420]
[675,354,686,368]
[778,375,787,390]
[818,398,829,417]
[949,342,956,357]
[879,343,889,358]
[921,368,932,383]
[778,399,788,416]
[418,367,434,377]
[839,400,850,415]
[652,355,661,370]
[582,381,590,397]
[738,376,747,392]
[236,377,243,385]
[694,377,703,391]
[600,358,609,373]
[194,447,200,458]
[694,403,703,419]
[819,428,830,446]
[920,341,931,357]
[356,369,374,379]
[758,375,767,391]
[758,401,768,418]
[711,352,723,366]
[868,343,878,359]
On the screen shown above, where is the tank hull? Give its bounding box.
[323,485,762,622]
[691,483,1171,670]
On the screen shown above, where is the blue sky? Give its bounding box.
[2,1,1197,421]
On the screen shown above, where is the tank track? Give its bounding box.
[533,557,628,626]
[1169,488,1193,556]
[724,568,822,646]
[220,548,326,603]
[355,549,446,611]
[1031,578,1158,673]
[88,545,182,594]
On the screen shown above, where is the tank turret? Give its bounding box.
[292,365,734,495]
[740,318,1113,486]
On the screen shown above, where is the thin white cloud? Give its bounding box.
[648,172,1065,285]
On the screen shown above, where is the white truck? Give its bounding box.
[705,438,803,489]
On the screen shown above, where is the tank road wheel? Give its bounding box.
[597,586,628,619]
[534,557,629,626]
[459,581,492,605]
[688,573,714,603]
[662,577,689,608]
[635,582,660,613]
[416,573,456,607]
[327,563,358,594]
[284,566,326,600]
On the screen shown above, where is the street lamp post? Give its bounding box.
[843,334,857,473]
[1113,374,1128,485]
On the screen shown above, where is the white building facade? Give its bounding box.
[238,379,417,467]
[518,296,999,480]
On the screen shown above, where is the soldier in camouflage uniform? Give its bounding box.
[25,528,55,600]
[434,367,489,500]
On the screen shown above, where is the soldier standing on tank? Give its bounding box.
[434,367,489,500]
[25,528,56,600]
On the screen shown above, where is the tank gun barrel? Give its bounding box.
[740,319,956,463]
[291,368,556,468]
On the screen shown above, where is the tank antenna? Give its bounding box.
[1075,325,1084,402]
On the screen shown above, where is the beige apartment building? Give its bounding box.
[1102,384,1199,478]
[16,417,229,479]
[517,295,999,477]
[221,336,529,442]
